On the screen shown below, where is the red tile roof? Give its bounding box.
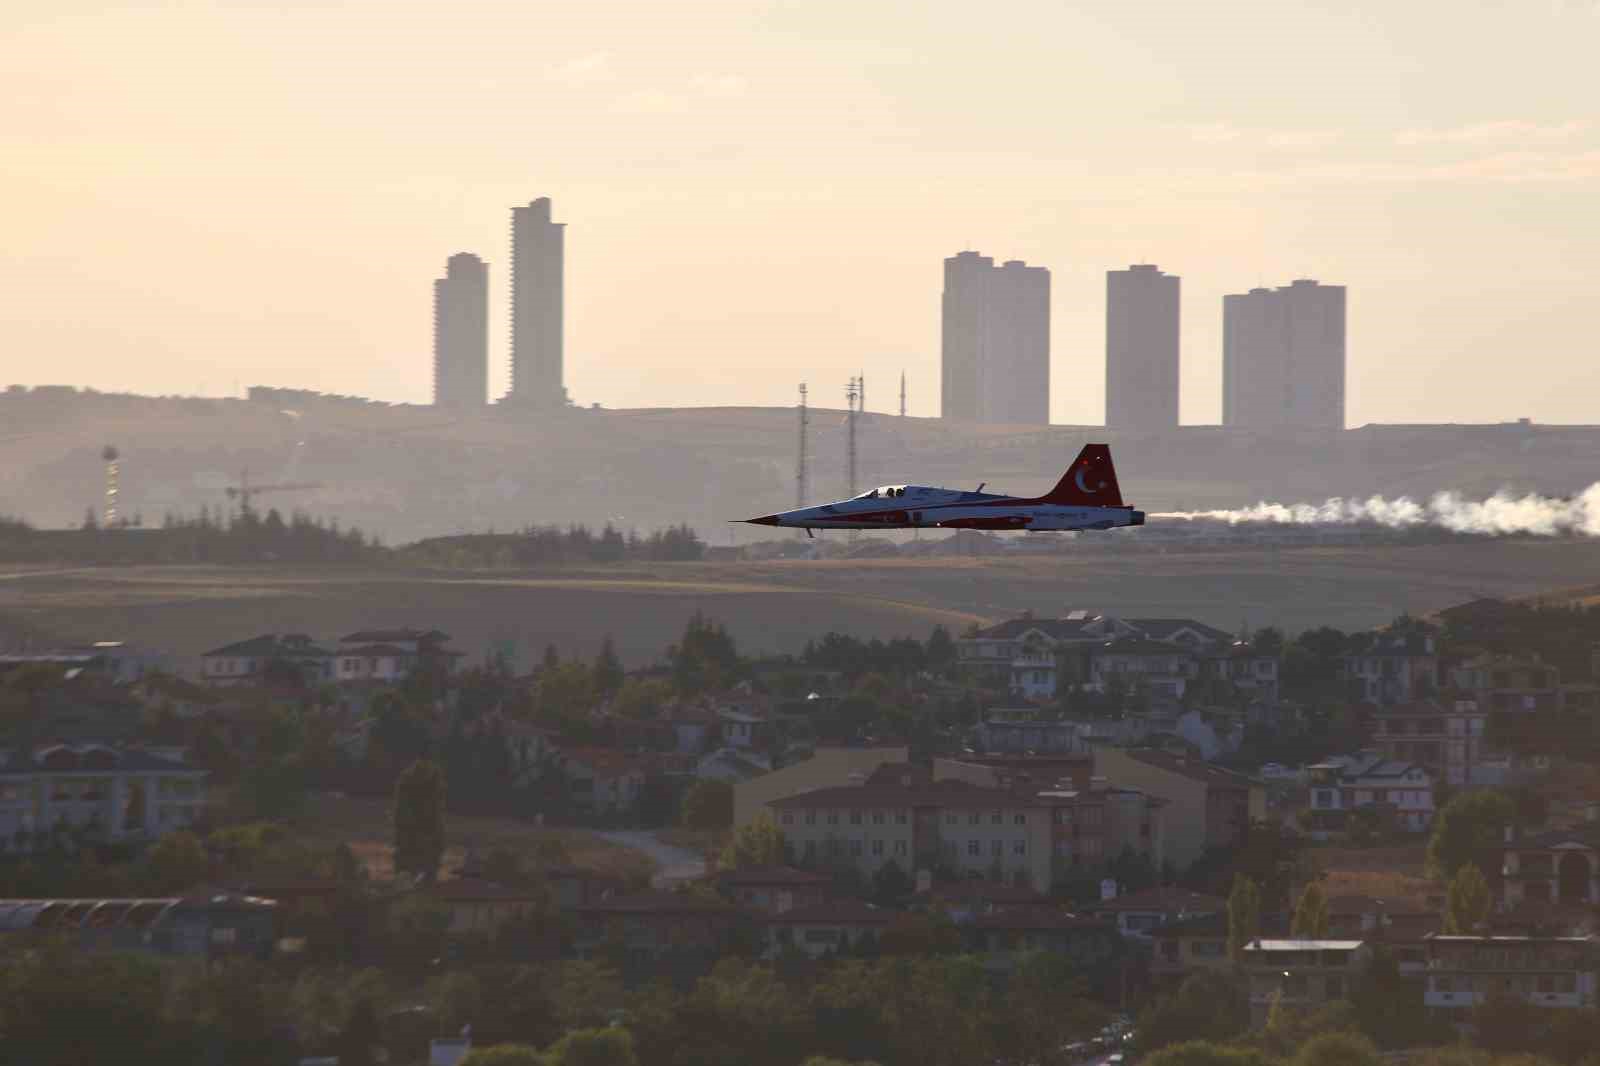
[576,890,747,916]
[716,865,833,888]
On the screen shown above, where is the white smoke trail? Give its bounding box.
[1153,483,1600,537]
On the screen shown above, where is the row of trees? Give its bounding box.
[400,523,705,568]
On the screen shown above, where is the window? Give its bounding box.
[969,812,981,825]
[780,812,793,825]
[896,810,908,825]
[1014,813,1027,825]
[991,840,1003,857]
[894,840,907,856]
[968,840,980,856]
[1193,940,1224,958]
[211,927,237,945]
[804,841,816,858]
[827,812,839,826]
[804,811,816,825]
[850,810,862,825]
[872,840,884,856]
[945,813,958,825]
[991,810,1003,825]
[1013,840,1027,855]
[872,812,885,825]
[850,840,862,856]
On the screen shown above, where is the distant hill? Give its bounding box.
[2,386,1596,545]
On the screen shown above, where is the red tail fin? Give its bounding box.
[1043,444,1124,506]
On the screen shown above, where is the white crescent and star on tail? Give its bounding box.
[741,443,1145,537]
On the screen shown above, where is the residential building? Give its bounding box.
[573,890,751,963]
[1423,935,1597,1010]
[1500,824,1600,908]
[200,633,334,686]
[1202,643,1282,706]
[433,252,488,410]
[1092,748,1264,870]
[507,197,569,408]
[733,745,908,827]
[1325,894,1440,944]
[334,629,463,684]
[1106,264,1180,433]
[428,878,549,940]
[769,779,1164,895]
[1303,755,1435,836]
[1152,911,1292,981]
[544,865,625,911]
[1371,701,1496,788]
[1241,939,1370,1026]
[1451,654,1562,713]
[941,251,1050,425]
[968,907,1121,973]
[554,748,648,816]
[0,893,276,959]
[763,900,892,958]
[1091,885,1226,938]
[0,641,164,684]
[1338,630,1440,705]
[1223,279,1346,432]
[0,743,206,848]
[929,879,1052,921]
[714,865,834,914]
[1089,640,1201,704]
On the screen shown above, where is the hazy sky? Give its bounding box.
[5,0,1598,425]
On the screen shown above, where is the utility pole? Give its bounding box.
[101,446,120,527]
[899,371,906,417]
[796,383,809,537]
[845,376,859,498]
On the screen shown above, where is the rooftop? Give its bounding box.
[1093,885,1227,914]
[1245,938,1364,952]
[576,890,746,916]
[1115,749,1262,788]
[764,900,892,925]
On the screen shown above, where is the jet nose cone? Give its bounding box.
[744,514,783,526]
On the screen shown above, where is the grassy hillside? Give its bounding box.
[5,536,1600,669]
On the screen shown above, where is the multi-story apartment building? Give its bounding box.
[1338,630,1439,705]
[1450,654,1562,713]
[941,251,1050,425]
[0,743,206,849]
[732,746,908,827]
[1091,885,1226,937]
[1371,701,1496,788]
[0,893,277,959]
[1223,279,1346,433]
[1106,264,1181,433]
[768,779,1164,894]
[334,629,463,684]
[1092,748,1264,870]
[1303,755,1434,836]
[1423,935,1597,1011]
[433,252,489,410]
[1241,939,1370,1026]
[507,197,569,408]
[1500,823,1600,908]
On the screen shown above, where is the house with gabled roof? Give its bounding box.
[200,633,334,687]
[1501,822,1600,908]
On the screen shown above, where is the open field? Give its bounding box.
[1307,845,1435,907]
[295,792,656,883]
[3,536,1600,668]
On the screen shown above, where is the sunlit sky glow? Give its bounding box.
[4,0,1598,424]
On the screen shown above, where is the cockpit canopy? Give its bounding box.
[855,485,914,500]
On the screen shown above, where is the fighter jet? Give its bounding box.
[743,443,1145,536]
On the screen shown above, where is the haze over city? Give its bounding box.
[6,0,1600,425]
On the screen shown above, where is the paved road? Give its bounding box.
[597,830,707,888]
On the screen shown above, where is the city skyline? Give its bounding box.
[507,197,569,408]
[1224,279,1347,432]
[4,1,1598,425]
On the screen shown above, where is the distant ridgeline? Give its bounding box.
[0,513,702,567]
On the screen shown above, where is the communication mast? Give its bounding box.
[845,376,860,498]
[101,446,119,527]
[899,371,906,417]
[796,383,809,516]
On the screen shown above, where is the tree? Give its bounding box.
[1227,875,1261,962]
[681,779,734,830]
[1291,881,1329,938]
[1293,1032,1382,1066]
[1141,1041,1274,1066]
[719,812,785,870]
[1134,973,1251,1058]
[333,998,381,1066]
[1472,986,1547,1055]
[1428,790,1516,880]
[1352,949,1434,1049]
[145,829,209,892]
[544,1027,638,1066]
[870,859,914,906]
[592,637,625,698]
[462,1047,545,1066]
[393,759,447,881]
[1445,863,1492,934]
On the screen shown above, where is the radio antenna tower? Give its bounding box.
[796,383,809,515]
[101,446,120,527]
[845,376,860,498]
[899,371,906,417]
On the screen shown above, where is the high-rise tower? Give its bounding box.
[507,197,568,407]
[941,251,1050,424]
[433,253,488,409]
[1223,279,1346,431]
[1106,264,1180,431]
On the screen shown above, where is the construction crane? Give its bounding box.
[224,471,324,515]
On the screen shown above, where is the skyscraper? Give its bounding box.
[432,253,488,410]
[508,197,568,407]
[941,251,1050,424]
[1106,264,1180,432]
[1223,279,1346,431]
